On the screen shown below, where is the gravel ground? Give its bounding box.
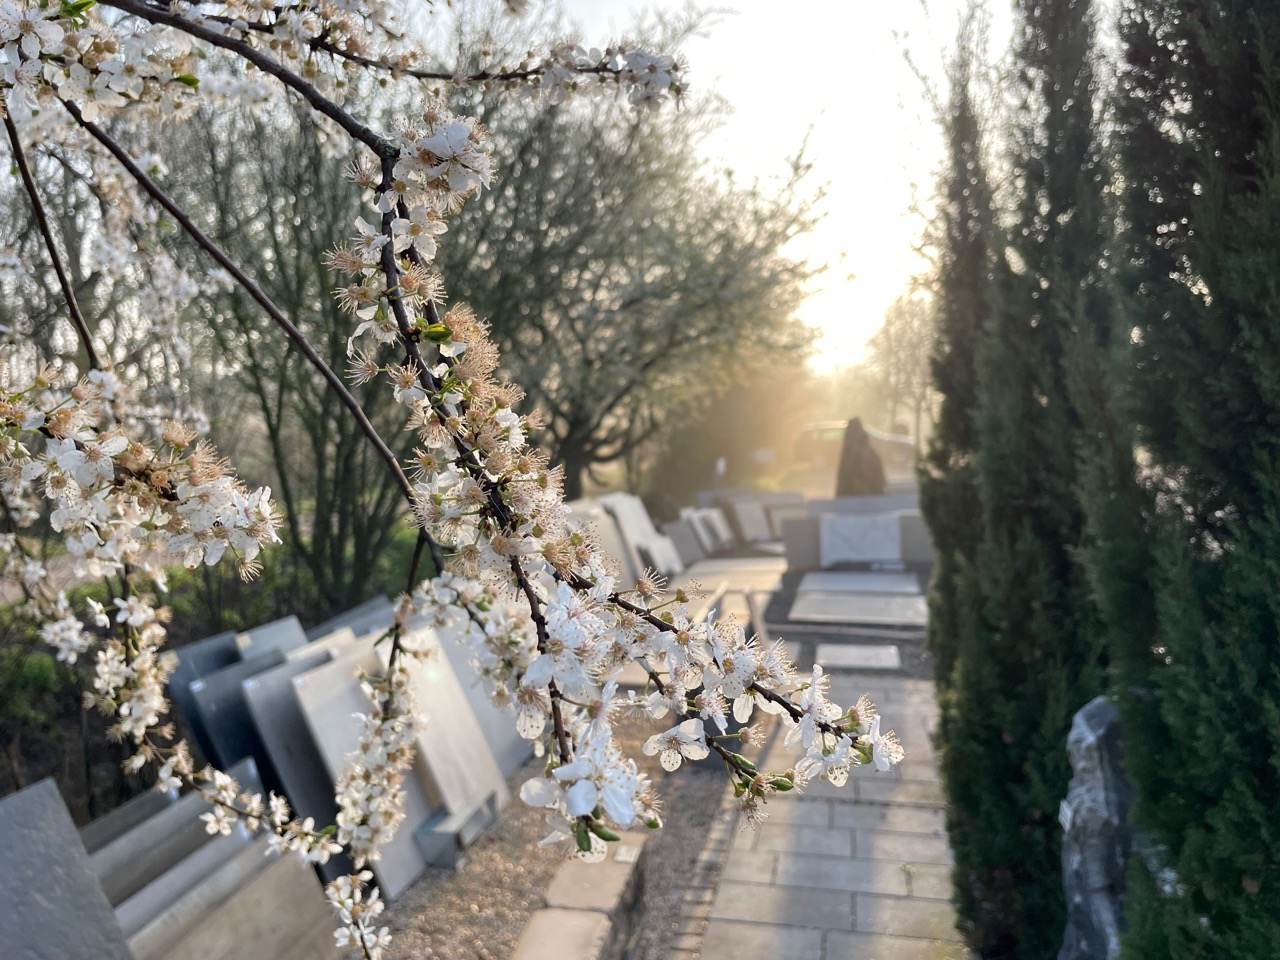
[376,712,736,960]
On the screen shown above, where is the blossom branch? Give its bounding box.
[3,113,102,371]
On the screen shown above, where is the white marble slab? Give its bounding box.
[798,571,921,595]
[293,649,435,900]
[566,497,643,588]
[789,591,927,627]
[599,492,684,576]
[817,643,903,670]
[724,498,773,543]
[819,513,903,566]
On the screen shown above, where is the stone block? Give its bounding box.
[782,515,822,570]
[545,831,647,921]
[900,512,934,563]
[287,626,358,662]
[130,836,341,960]
[720,849,777,884]
[79,785,177,855]
[820,513,903,566]
[165,630,241,761]
[0,779,132,960]
[858,777,945,806]
[662,518,706,566]
[856,829,954,866]
[855,893,962,939]
[698,919,823,960]
[765,503,809,541]
[238,615,307,657]
[754,823,854,858]
[827,931,971,960]
[808,494,920,516]
[833,804,947,836]
[818,643,903,670]
[710,879,854,930]
[599,492,683,575]
[511,909,613,960]
[189,650,286,775]
[799,570,921,594]
[790,591,927,627]
[721,496,773,543]
[305,595,395,641]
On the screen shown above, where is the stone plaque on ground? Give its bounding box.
[0,778,133,960]
[293,648,436,900]
[238,615,308,657]
[244,648,353,881]
[798,571,921,595]
[819,513,903,567]
[129,835,341,960]
[816,643,903,671]
[189,650,287,778]
[567,497,643,588]
[789,591,927,627]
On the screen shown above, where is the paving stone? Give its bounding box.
[755,823,854,858]
[511,909,612,960]
[855,893,962,939]
[759,797,832,826]
[719,849,777,884]
[858,777,946,806]
[899,862,954,900]
[790,591,927,627]
[799,571,921,594]
[774,854,915,896]
[856,829,954,866]
[698,919,823,960]
[545,832,646,919]
[833,804,947,836]
[818,643,903,670]
[709,881,854,931]
[827,931,973,960]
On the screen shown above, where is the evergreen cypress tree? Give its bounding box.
[1101,4,1280,955]
[926,2,1109,955]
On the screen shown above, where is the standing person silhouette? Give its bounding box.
[835,417,886,496]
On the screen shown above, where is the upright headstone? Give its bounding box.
[287,626,358,663]
[819,512,903,567]
[598,492,683,575]
[80,785,178,855]
[238,615,308,657]
[293,648,436,899]
[166,630,241,762]
[243,648,354,881]
[662,518,706,566]
[189,650,288,780]
[0,778,133,960]
[566,498,643,587]
[720,496,773,543]
[305,595,395,641]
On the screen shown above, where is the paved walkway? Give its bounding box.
[699,671,968,960]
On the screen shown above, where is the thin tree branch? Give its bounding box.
[4,114,102,370]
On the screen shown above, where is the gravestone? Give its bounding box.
[129,835,341,960]
[900,511,935,563]
[807,493,920,516]
[788,590,927,627]
[306,595,395,641]
[189,650,287,784]
[816,643,903,671]
[90,758,263,908]
[686,509,725,554]
[782,515,821,570]
[765,503,809,541]
[566,498,643,587]
[287,626,358,663]
[598,492,683,575]
[662,517,706,566]
[720,496,773,543]
[819,512,903,566]
[293,648,437,899]
[0,778,133,960]
[434,617,533,777]
[238,615,307,657]
[243,648,354,881]
[80,785,178,855]
[797,570,921,595]
[165,630,241,762]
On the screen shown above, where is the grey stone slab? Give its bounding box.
[833,804,947,836]
[79,785,177,855]
[703,507,736,548]
[699,919,822,960]
[599,492,684,576]
[723,497,773,543]
[827,931,972,960]
[189,650,287,776]
[165,630,241,762]
[857,829,954,866]
[755,823,854,858]
[0,779,132,960]
[545,831,646,918]
[900,512,934,563]
[434,618,532,777]
[238,615,307,657]
[757,797,832,827]
[799,570,921,595]
[243,648,352,882]
[90,758,262,908]
[131,835,341,960]
[710,879,853,930]
[808,494,920,516]
[774,855,916,896]
[790,591,928,627]
[115,827,252,937]
[287,626,358,662]
[512,909,612,960]
[855,894,963,940]
[293,648,435,900]
[783,515,821,570]
[765,503,809,540]
[820,513,903,566]
[818,643,903,670]
[567,497,643,588]
[858,777,945,806]
[305,595,395,641]
[662,517,706,565]
[720,849,777,884]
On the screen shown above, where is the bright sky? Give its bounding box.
[558,0,1012,373]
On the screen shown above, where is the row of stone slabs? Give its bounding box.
[787,571,930,673]
[163,600,520,900]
